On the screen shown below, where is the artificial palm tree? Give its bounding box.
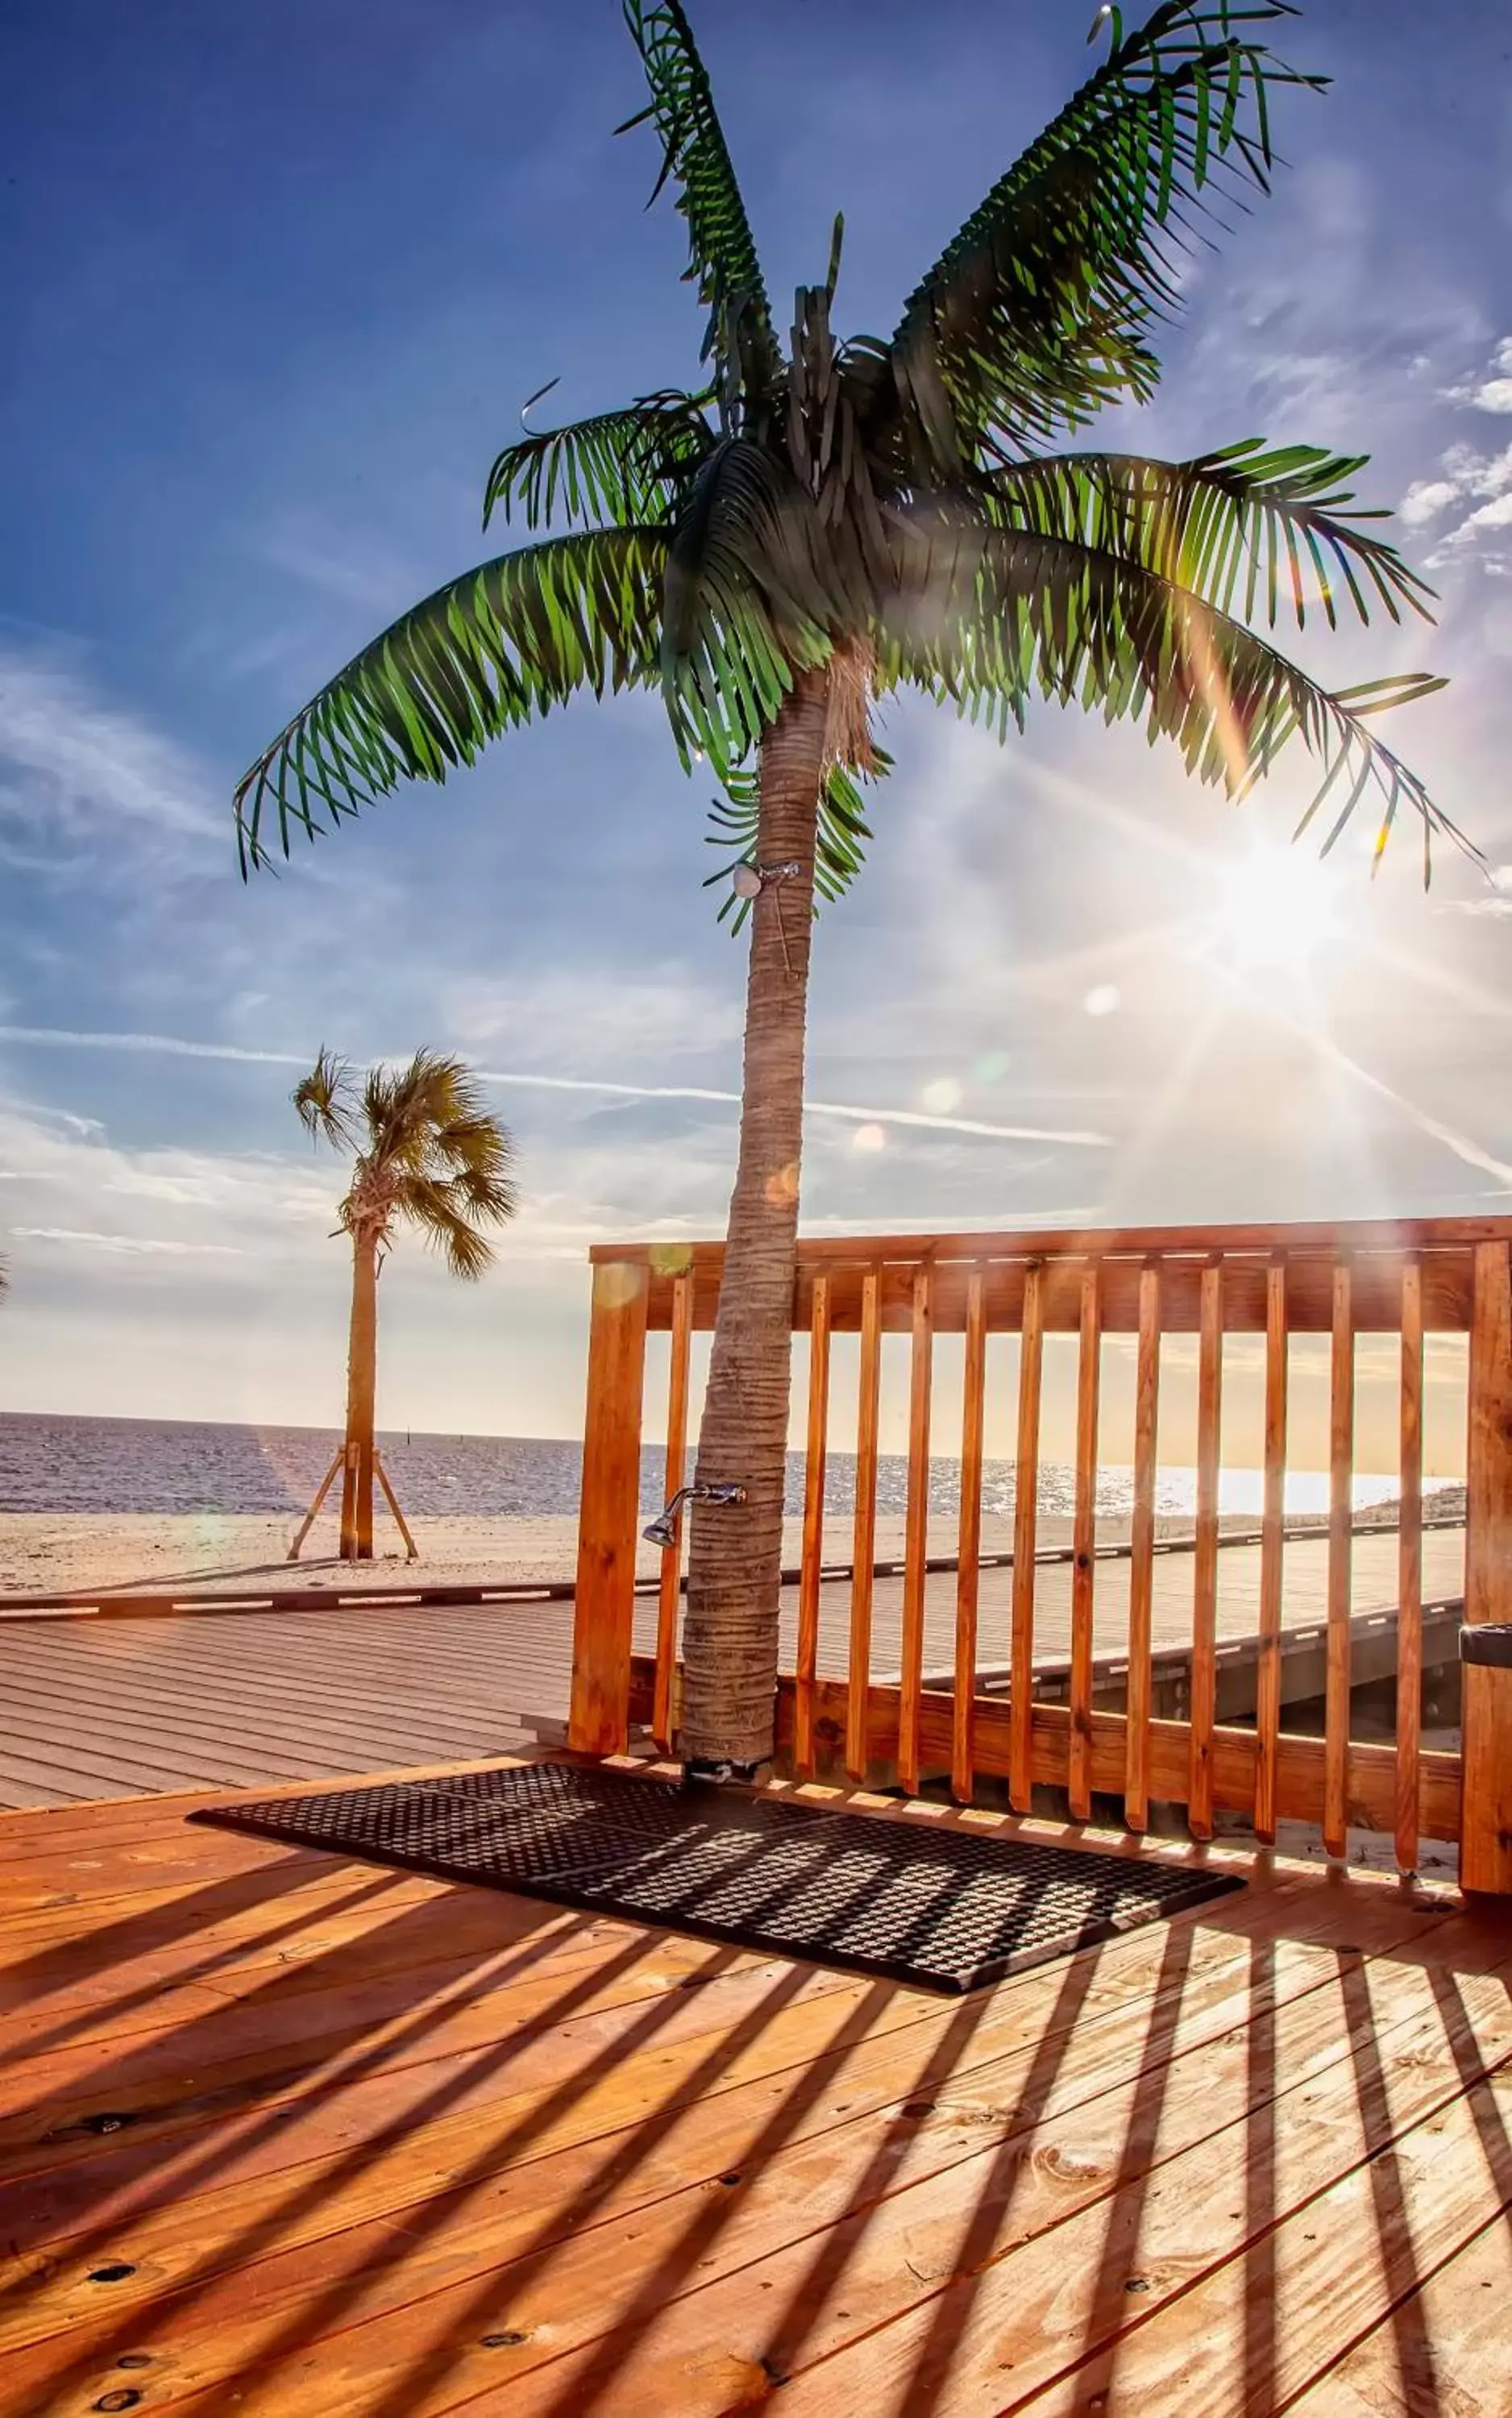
[240,2,1468,1760]
[293,1049,518,1559]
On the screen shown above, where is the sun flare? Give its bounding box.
[1211,841,1343,976]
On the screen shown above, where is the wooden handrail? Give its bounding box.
[592,1213,1512,1267]
[571,1212,1512,1889]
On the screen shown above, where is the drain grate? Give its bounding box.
[193,1760,1244,1994]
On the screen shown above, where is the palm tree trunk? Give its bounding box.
[681,667,829,1771]
[339,1232,379,1560]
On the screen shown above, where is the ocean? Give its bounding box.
[0,1411,1437,1524]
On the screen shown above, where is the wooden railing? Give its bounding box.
[569,1217,1512,1888]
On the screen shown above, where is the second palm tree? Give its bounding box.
[293,1049,518,1560]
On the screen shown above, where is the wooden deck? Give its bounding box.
[0,1526,1467,1811]
[1,1756,1509,2415]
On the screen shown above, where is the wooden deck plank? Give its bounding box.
[0,1819,1451,2408]
[766,1917,1512,2416]
[1016,2037,1512,2415]
[0,1527,1468,1811]
[4,1907,1469,2415]
[1283,2208,1512,2416]
[0,1779,1504,2418]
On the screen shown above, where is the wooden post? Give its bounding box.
[1009,1261,1045,1814]
[897,1266,933,1796]
[372,1451,418,1561]
[1068,1262,1103,1822]
[287,1449,343,1562]
[845,1266,883,1781]
[1395,1259,1423,1876]
[1461,1239,1512,1893]
[1255,1255,1289,1845]
[651,1272,692,1752]
[794,1274,831,1780]
[1323,1258,1355,1858]
[1189,1260,1223,1841]
[1124,1262,1161,1834]
[568,1259,650,1756]
[952,1268,987,1805]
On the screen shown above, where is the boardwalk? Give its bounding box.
[0,1526,1467,1809]
[1,1759,1508,2415]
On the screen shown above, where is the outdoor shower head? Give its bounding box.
[642,1481,747,1548]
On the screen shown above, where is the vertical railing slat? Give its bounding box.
[568,1260,651,1755]
[1189,1260,1224,1840]
[1395,1257,1423,1876]
[1009,1261,1045,1814]
[846,1265,883,1781]
[1323,1257,1356,1857]
[1462,1238,1512,1893]
[793,1272,831,1780]
[1254,1253,1289,1843]
[1068,1262,1103,1822]
[1125,1261,1161,1833]
[650,1270,692,1752]
[953,1266,988,1805]
[898,1267,934,1795]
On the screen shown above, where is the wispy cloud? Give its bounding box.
[0,1023,1111,1149]
[12,1228,246,1257]
[0,646,220,871]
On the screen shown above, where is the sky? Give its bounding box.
[1,0,1510,1470]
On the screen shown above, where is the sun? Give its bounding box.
[1210,841,1343,976]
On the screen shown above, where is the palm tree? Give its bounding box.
[293,1049,518,1560]
[239,3,1469,1763]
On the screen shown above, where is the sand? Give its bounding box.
[0,1495,1432,1602]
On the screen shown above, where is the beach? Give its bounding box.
[0,1493,1444,1601]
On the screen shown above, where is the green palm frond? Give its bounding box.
[292,1046,359,1151]
[889,2,1324,463]
[987,442,1435,630]
[235,528,667,867]
[702,750,891,924]
[661,438,835,766]
[877,513,1468,875]
[619,0,780,419]
[482,388,715,533]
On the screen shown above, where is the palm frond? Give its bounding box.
[876,512,1469,876]
[702,753,891,924]
[292,1047,359,1150]
[482,389,715,533]
[619,1,780,420]
[393,1174,505,1281]
[235,529,667,870]
[888,2,1323,463]
[662,438,836,767]
[987,442,1435,630]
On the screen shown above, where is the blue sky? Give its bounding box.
[1,0,1510,1460]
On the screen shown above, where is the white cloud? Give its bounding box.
[1439,492,1512,551]
[1405,349,1512,560]
[12,1228,246,1257]
[1443,339,1512,415]
[0,647,220,871]
[1399,478,1462,528]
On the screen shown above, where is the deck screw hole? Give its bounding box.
[116,2357,153,2370]
[1124,2275,1151,2294]
[94,2395,143,2413]
[719,2171,741,2187]
[480,2330,527,2349]
[88,2263,136,2284]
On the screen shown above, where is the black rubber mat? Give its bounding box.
[193,1760,1245,1994]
